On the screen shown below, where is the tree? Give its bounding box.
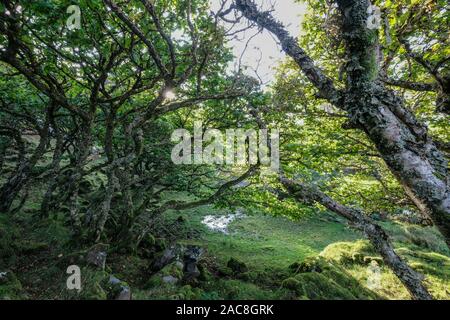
[231,0,450,248]
[0,0,253,243]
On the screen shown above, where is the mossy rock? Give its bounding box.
[320,240,378,266]
[145,261,184,289]
[197,264,212,282]
[160,261,184,279]
[103,275,130,300]
[363,256,384,265]
[227,257,248,274]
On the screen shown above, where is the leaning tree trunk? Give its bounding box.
[335,0,450,247]
[281,177,433,300]
[234,0,450,247]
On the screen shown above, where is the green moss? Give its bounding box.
[290,256,324,273]
[227,257,248,274]
[145,261,184,289]
[161,262,183,278]
[294,272,357,300]
[285,256,379,300]
[281,277,300,290]
[170,285,203,300]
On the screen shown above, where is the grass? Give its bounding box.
[173,205,360,270]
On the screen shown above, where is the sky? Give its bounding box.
[209,0,308,85]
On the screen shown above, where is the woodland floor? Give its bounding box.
[1,191,449,300]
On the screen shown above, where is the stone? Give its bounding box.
[108,275,131,300]
[153,244,185,271]
[0,271,8,285]
[184,262,200,281]
[175,261,184,270]
[116,287,132,300]
[162,275,179,285]
[183,246,203,281]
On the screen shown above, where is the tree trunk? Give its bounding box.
[0,121,50,213]
[335,0,450,247]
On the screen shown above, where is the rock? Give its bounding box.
[175,261,184,270]
[108,275,131,300]
[86,245,108,270]
[183,246,203,281]
[184,263,200,281]
[153,244,184,271]
[146,262,184,288]
[0,271,9,285]
[227,257,248,274]
[290,257,324,273]
[116,287,132,300]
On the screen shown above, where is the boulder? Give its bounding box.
[86,249,107,270]
[152,244,184,271]
[146,261,184,288]
[0,271,9,285]
[162,275,179,285]
[183,246,204,281]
